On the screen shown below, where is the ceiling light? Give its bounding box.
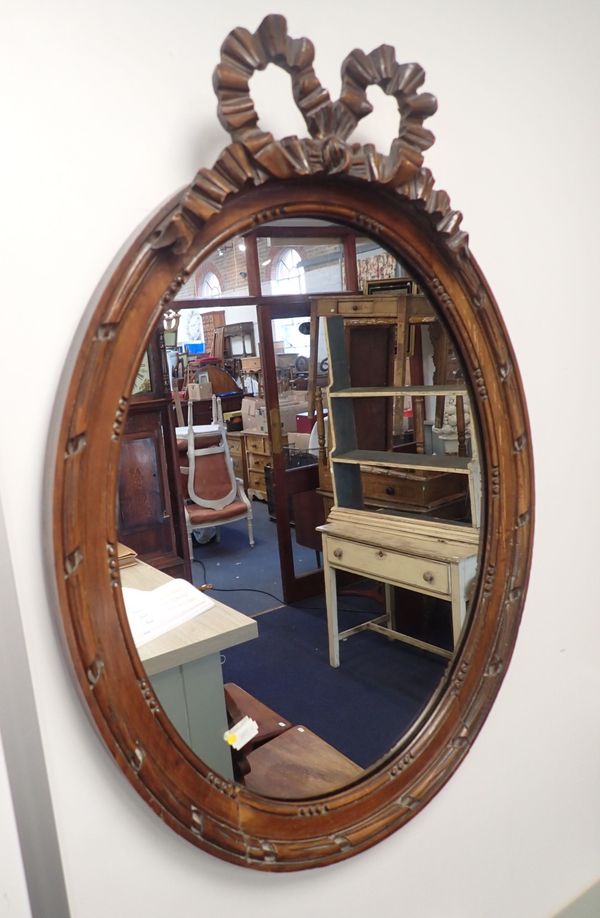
[238,242,246,252]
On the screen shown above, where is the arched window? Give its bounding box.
[199,271,222,298]
[272,247,305,294]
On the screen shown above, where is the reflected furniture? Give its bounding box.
[118,327,191,579]
[319,508,479,664]
[245,431,288,501]
[121,558,258,779]
[181,416,254,549]
[318,300,481,666]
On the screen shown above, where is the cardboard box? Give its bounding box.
[188,381,212,401]
[242,395,309,434]
[242,397,268,433]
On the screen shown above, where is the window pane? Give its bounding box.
[259,237,346,295]
[175,235,250,299]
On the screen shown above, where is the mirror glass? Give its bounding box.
[117,217,482,799]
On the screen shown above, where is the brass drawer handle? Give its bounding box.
[333,548,343,559]
[423,571,434,583]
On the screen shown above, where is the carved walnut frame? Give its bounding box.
[50,15,533,871]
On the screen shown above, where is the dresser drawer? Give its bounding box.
[325,536,449,595]
[248,470,266,491]
[246,433,271,455]
[248,452,271,473]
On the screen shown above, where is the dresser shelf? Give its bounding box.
[332,449,473,475]
[329,384,468,398]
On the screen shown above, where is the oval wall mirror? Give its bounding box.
[50,14,533,870]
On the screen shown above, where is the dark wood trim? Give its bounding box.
[174,292,352,310]
[243,234,261,298]
[246,225,355,238]
[343,234,359,292]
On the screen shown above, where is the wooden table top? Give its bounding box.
[120,559,258,676]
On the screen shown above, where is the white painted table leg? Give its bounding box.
[449,561,468,650]
[384,582,395,631]
[323,552,340,667]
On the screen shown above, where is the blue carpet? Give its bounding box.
[192,499,447,769]
[221,603,445,768]
[191,500,318,614]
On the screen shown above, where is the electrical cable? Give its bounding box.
[192,560,377,614]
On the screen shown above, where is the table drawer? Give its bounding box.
[325,536,449,595]
[336,297,400,317]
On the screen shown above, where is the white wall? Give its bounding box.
[1,2,599,916]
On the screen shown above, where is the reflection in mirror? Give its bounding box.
[117,217,482,799]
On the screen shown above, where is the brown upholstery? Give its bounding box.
[186,499,248,525]
[192,451,234,502]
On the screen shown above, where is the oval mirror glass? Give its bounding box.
[118,217,482,797]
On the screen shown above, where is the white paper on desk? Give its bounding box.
[122,579,214,648]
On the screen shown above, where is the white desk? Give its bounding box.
[121,559,258,778]
[318,508,479,667]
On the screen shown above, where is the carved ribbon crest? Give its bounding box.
[152,14,467,257]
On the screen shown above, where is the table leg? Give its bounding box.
[449,562,468,650]
[323,555,340,667]
[384,583,395,631]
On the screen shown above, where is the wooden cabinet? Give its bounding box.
[117,327,191,580]
[245,431,288,500]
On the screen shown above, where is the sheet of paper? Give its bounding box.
[122,579,214,648]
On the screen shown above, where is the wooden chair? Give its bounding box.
[182,398,254,550]
[223,683,292,781]
[223,683,362,797]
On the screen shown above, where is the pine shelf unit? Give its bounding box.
[316,302,481,667]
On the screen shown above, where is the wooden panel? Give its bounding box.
[118,414,176,562]
[348,324,394,452]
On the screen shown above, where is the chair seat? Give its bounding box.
[187,499,248,525]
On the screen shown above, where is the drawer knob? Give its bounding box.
[423,571,434,583]
[385,486,396,496]
[333,548,343,559]
[376,550,385,559]
[352,303,359,311]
